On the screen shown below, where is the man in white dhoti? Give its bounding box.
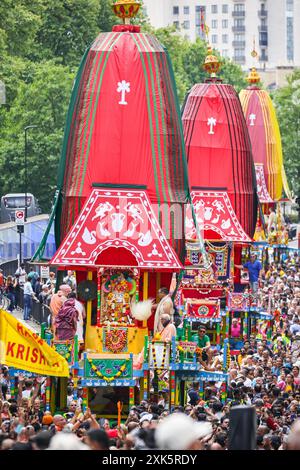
[74,298,86,344]
[267,207,276,234]
[153,287,174,334]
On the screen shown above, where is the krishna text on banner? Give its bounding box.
[0,310,69,377]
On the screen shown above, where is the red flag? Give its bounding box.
[200,7,205,32]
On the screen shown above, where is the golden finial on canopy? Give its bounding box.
[203,45,221,77]
[246,67,261,84]
[247,37,260,84]
[112,0,141,24]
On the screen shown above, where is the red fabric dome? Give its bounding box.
[182,83,257,238]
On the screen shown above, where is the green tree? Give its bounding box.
[0,61,74,212]
[273,70,300,195]
[0,56,35,110]
[219,58,247,92]
[0,0,44,57]
[182,39,247,95]
[153,26,190,102]
[98,0,119,32]
[36,0,100,66]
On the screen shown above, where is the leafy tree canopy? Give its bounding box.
[0,61,74,211]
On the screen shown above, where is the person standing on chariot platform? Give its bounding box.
[49,284,71,334]
[153,287,174,334]
[267,207,277,234]
[68,292,86,345]
[54,297,78,341]
[235,253,262,293]
[158,314,177,342]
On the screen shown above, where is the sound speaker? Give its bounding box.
[228,405,257,450]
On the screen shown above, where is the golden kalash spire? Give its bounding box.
[246,38,261,85]
[200,8,221,79]
[112,0,141,24]
[247,67,261,85]
[203,44,221,78]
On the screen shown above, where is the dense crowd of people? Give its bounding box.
[0,264,56,315]
[0,266,85,343]
[1,251,300,450]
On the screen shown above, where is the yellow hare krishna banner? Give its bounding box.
[0,309,69,377]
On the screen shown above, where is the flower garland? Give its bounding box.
[105,328,128,353]
[96,327,138,348]
[206,241,229,252]
[88,359,128,383]
[151,343,167,369]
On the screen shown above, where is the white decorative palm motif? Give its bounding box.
[207,117,217,134]
[117,80,130,105]
[249,113,256,126]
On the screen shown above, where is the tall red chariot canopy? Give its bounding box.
[182,81,257,241]
[239,68,291,202]
[34,26,191,266]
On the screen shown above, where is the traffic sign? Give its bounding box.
[40,265,50,279]
[15,209,25,225]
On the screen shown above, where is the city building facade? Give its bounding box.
[143,0,300,72]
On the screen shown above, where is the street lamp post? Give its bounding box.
[24,125,38,221]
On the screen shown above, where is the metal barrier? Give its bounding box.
[0,258,54,327]
[32,302,51,325]
[17,288,50,325]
